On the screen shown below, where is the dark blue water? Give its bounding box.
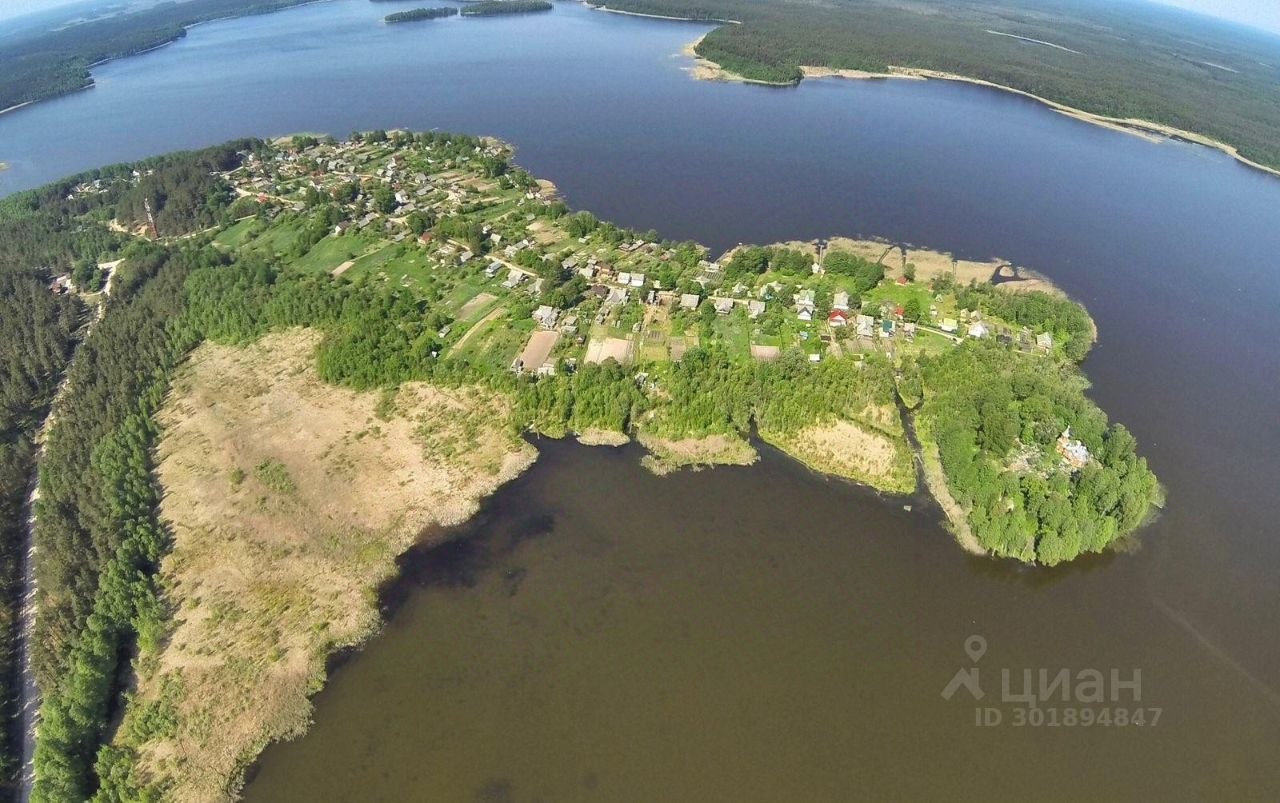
[3,1,1279,798]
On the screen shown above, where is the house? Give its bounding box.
[795,288,816,321]
[832,291,850,311]
[713,297,735,315]
[605,286,629,305]
[617,271,632,286]
[532,305,559,329]
[746,300,766,319]
[828,310,849,327]
[1056,427,1090,469]
[485,261,504,278]
[629,272,646,288]
[856,314,875,338]
[502,270,525,288]
[679,293,701,311]
[968,321,989,339]
[940,317,959,333]
[1036,332,1054,350]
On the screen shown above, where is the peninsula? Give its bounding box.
[6,131,1159,800]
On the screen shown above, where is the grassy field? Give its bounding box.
[241,218,303,257]
[212,218,256,250]
[114,329,535,801]
[291,233,371,274]
[760,416,916,495]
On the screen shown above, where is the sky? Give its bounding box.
[1154,0,1280,34]
[2,0,85,20]
[2,0,1280,33]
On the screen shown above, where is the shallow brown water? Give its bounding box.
[242,439,1280,801]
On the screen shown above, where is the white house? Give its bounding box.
[532,305,559,329]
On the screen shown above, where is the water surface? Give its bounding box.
[243,440,1280,801]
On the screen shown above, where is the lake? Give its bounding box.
[4,0,1279,798]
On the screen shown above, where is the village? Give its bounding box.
[203,133,1070,389]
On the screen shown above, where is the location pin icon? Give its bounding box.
[964,635,987,663]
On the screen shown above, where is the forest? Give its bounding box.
[0,276,83,798]
[918,342,1160,564]
[600,0,1280,170]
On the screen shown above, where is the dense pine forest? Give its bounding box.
[0,276,82,798]
[601,0,1280,170]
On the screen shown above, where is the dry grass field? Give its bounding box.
[115,329,535,801]
[637,432,758,474]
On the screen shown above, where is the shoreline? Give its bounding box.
[680,35,1280,180]
[583,2,738,25]
[0,0,334,124]
[0,101,35,118]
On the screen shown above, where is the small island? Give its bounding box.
[462,0,553,16]
[385,6,458,23]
